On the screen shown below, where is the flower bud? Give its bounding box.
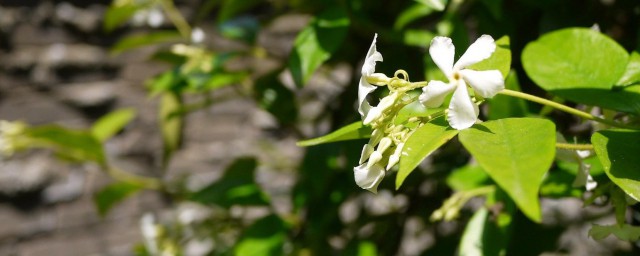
[359,144,375,164]
[369,129,384,146]
[377,137,392,154]
[366,151,383,169]
[366,73,391,86]
[386,143,404,170]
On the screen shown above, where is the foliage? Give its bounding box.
[2,0,640,255]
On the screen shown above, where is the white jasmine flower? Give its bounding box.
[420,35,505,130]
[354,162,385,193]
[358,34,390,120]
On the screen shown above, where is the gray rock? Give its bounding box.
[54,81,118,108]
[0,152,60,195]
[54,3,102,33]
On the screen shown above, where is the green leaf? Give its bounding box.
[446,164,491,191]
[592,129,640,201]
[94,181,144,217]
[403,29,436,48]
[394,3,434,30]
[611,186,628,225]
[468,36,511,78]
[616,51,640,87]
[488,70,528,120]
[27,125,105,164]
[103,4,139,32]
[91,108,136,142]
[159,92,183,167]
[191,157,270,207]
[111,31,183,55]
[297,122,372,147]
[397,117,459,189]
[289,7,350,87]
[415,0,449,11]
[458,208,509,256]
[219,16,260,44]
[218,0,262,23]
[459,118,556,222]
[394,99,441,125]
[235,214,287,256]
[357,241,378,256]
[522,28,635,113]
[589,224,640,241]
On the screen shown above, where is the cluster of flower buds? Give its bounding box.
[0,121,28,157]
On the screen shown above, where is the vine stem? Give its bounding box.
[106,166,163,190]
[556,143,594,151]
[498,89,638,130]
[159,0,192,39]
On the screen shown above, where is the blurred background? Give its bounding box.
[0,0,639,255]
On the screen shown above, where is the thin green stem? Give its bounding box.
[106,166,163,190]
[498,89,638,130]
[556,143,594,151]
[159,0,191,39]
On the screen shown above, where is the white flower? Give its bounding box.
[358,34,390,120]
[420,35,505,130]
[354,162,385,193]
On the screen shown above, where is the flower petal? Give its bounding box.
[429,36,455,78]
[358,77,377,117]
[447,81,479,130]
[419,80,456,108]
[453,35,496,70]
[459,69,504,98]
[362,34,383,76]
[354,162,386,193]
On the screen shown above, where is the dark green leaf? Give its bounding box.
[94,181,144,216]
[589,224,640,241]
[469,36,511,78]
[235,214,287,255]
[91,108,136,142]
[616,51,640,87]
[397,117,459,189]
[297,122,372,147]
[218,0,262,23]
[289,7,350,87]
[459,118,556,222]
[592,129,640,201]
[254,71,298,125]
[111,31,183,55]
[191,157,270,207]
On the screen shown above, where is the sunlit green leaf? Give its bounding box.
[592,129,640,201]
[616,51,640,87]
[27,125,105,164]
[459,118,556,222]
[397,117,458,189]
[94,181,144,217]
[289,7,350,87]
[394,4,434,30]
[403,29,436,48]
[159,92,183,167]
[91,108,136,142]
[235,214,287,255]
[446,164,491,191]
[589,224,640,241]
[458,208,509,256]
[394,100,441,125]
[469,36,511,78]
[191,157,270,207]
[111,31,182,55]
[415,0,449,11]
[104,4,139,32]
[522,28,637,113]
[297,122,372,147]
